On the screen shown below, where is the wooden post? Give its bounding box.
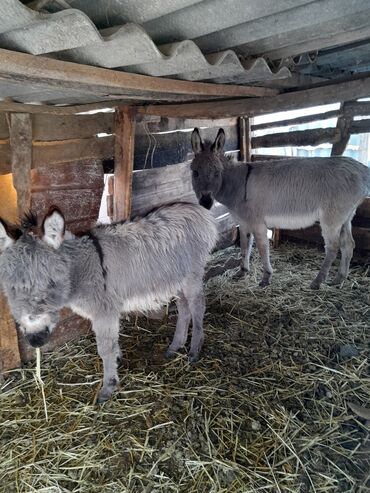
[113,106,136,221]
[331,102,354,156]
[239,116,251,162]
[9,113,32,217]
[1,113,32,371]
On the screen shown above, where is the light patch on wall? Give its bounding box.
[0,174,17,223]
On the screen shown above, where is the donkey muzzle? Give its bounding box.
[199,193,214,210]
[26,327,50,348]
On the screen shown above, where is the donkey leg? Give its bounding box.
[183,276,206,363]
[332,219,355,285]
[165,291,191,358]
[239,223,254,273]
[254,225,273,287]
[93,317,121,403]
[310,224,341,289]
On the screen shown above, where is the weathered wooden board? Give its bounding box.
[32,112,114,141]
[31,160,104,232]
[31,159,104,191]
[9,113,32,218]
[114,107,136,221]
[0,293,20,371]
[33,136,114,166]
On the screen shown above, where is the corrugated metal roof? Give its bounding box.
[0,0,368,105]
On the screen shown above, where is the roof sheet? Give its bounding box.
[0,0,369,105]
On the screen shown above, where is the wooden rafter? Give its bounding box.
[138,75,370,119]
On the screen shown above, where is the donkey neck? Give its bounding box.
[215,160,249,210]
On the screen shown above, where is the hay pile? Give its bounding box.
[0,243,369,492]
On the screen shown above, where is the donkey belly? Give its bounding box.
[265,211,319,230]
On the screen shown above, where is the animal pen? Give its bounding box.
[0,1,370,491]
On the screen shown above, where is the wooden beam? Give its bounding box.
[138,75,370,119]
[113,106,136,221]
[331,102,353,156]
[252,127,339,149]
[251,109,340,131]
[0,48,277,105]
[239,117,251,162]
[8,113,32,217]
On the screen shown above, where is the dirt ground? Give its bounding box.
[0,242,369,492]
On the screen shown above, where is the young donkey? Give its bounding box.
[0,203,217,402]
[191,128,370,289]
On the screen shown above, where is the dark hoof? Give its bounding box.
[259,279,271,288]
[310,280,321,290]
[97,390,111,404]
[233,268,247,280]
[165,348,178,359]
[330,276,345,286]
[188,352,200,364]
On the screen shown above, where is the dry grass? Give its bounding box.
[1,243,369,493]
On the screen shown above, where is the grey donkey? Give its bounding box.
[191,127,370,289]
[0,203,217,402]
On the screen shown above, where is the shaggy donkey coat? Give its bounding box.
[0,203,217,402]
[190,128,370,288]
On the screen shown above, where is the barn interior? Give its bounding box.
[0,1,370,491]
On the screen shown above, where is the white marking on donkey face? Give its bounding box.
[265,212,319,230]
[20,313,52,334]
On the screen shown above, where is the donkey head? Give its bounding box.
[190,128,225,210]
[0,207,71,347]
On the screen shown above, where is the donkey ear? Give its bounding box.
[211,128,225,154]
[0,219,16,252]
[42,206,65,249]
[191,128,204,154]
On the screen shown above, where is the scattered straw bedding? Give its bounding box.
[1,243,369,493]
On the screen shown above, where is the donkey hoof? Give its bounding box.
[97,389,111,404]
[164,348,177,359]
[188,352,200,364]
[331,276,345,286]
[259,278,271,288]
[310,280,321,290]
[233,268,247,280]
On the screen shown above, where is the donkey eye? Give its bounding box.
[192,170,199,178]
[214,171,220,178]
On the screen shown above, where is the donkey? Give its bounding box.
[0,203,217,402]
[191,127,370,289]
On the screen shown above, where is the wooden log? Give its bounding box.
[239,116,251,162]
[343,100,370,117]
[350,119,370,135]
[138,75,370,119]
[251,109,340,132]
[9,113,32,217]
[114,106,136,221]
[331,102,353,156]
[252,127,339,149]
[0,48,276,106]
[252,154,298,161]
